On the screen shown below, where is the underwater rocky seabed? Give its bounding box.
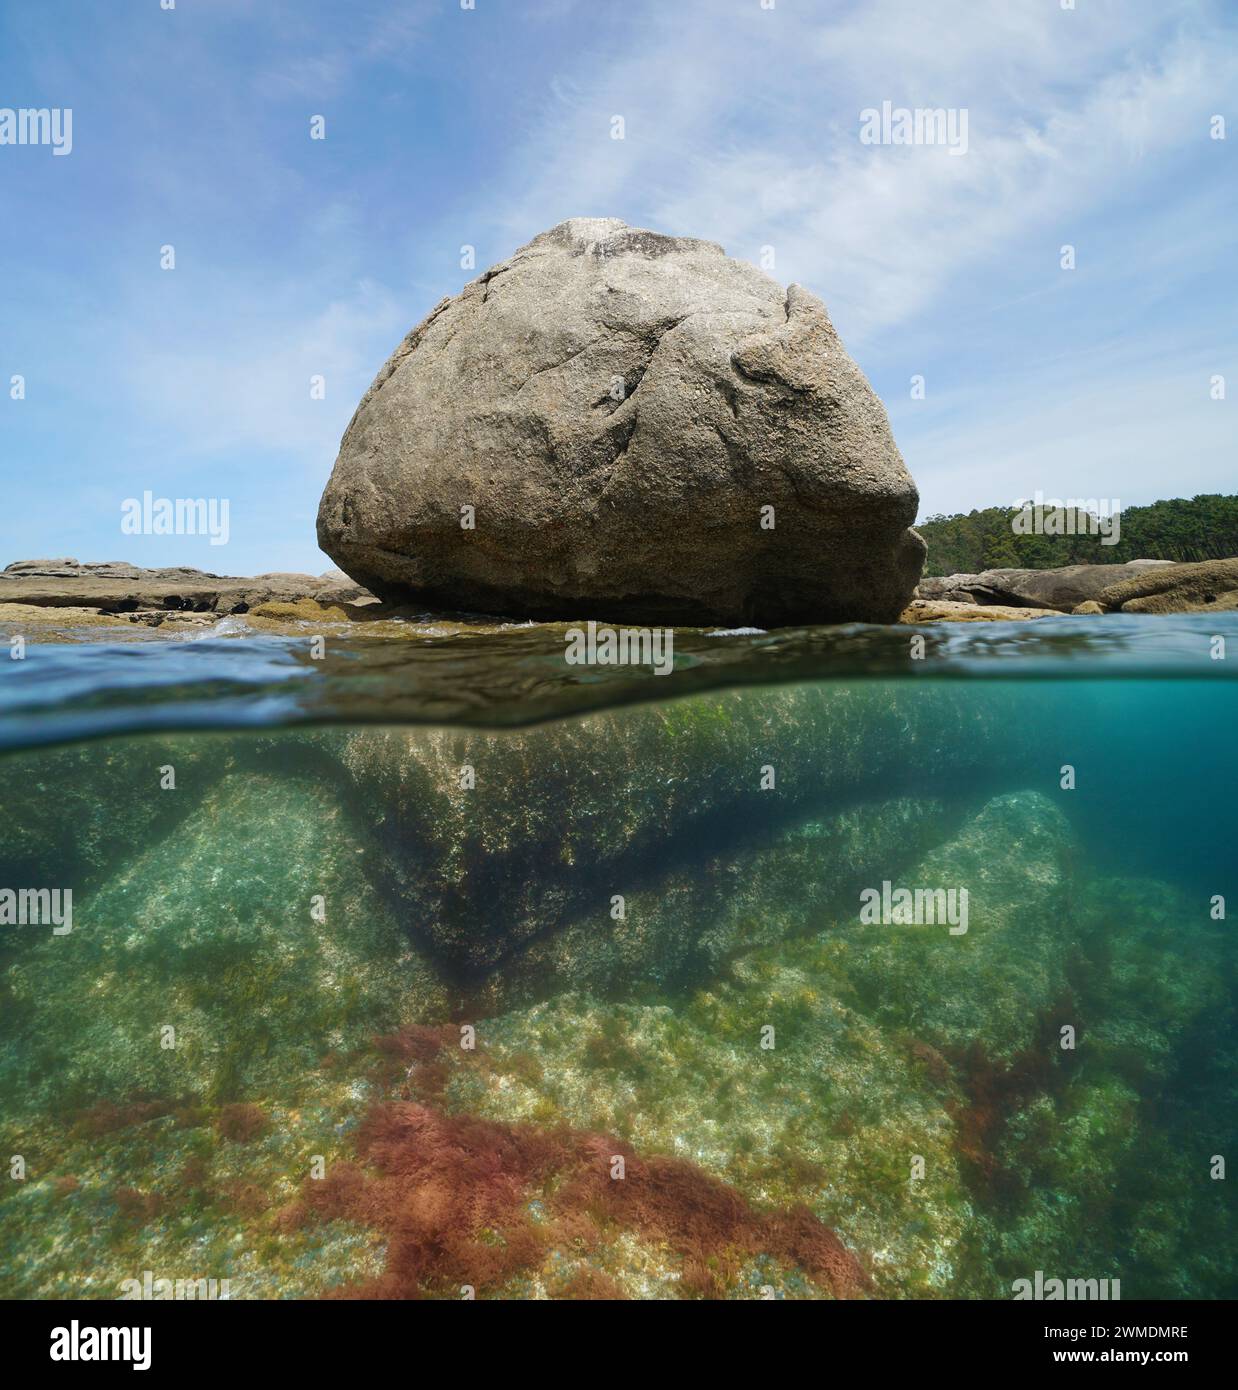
[0,677,1234,1300]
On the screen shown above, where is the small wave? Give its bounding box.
[194,616,254,639]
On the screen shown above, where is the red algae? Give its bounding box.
[113,1187,164,1224]
[216,1102,269,1144]
[295,1100,869,1300]
[947,999,1075,1200]
[72,1095,178,1137]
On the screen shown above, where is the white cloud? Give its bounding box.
[899,346,1235,518]
[485,0,1235,344]
[118,279,405,461]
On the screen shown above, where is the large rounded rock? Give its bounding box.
[318,218,925,626]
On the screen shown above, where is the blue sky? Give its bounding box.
[1,0,1234,576]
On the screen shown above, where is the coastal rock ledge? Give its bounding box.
[318,217,926,627]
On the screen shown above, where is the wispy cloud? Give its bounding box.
[484,0,1235,342]
[118,279,405,460]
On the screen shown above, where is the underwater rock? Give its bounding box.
[3,731,1233,1299]
[294,1096,871,1299]
[831,791,1078,1062]
[0,684,1041,1006]
[491,796,957,1005]
[323,681,1039,992]
[385,978,971,1296]
[970,874,1236,1298]
[384,811,1070,1298]
[0,738,229,893]
[411,789,1233,1298]
[317,217,925,626]
[0,774,444,1115]
[1073,876,1230,1089]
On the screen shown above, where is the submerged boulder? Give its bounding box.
[320,680,1041,995]
[0,774,443,1114]
[318,217,925,626]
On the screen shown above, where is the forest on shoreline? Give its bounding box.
[917,494,1238,576]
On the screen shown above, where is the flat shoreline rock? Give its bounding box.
[0,558,374,612]
[4,556,1235,639]
[899,598,1061,623]
[917,560,1173,611]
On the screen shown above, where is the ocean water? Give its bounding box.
[0,613,1235,1300]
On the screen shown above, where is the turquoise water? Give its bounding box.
[0,614,1234,1299]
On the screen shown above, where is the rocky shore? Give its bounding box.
[916,557,1238,616]
[4,554,1237,640]
[0,559,377,632]
[7,228,1236,638]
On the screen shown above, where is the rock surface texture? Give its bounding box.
[318,217,926,626]
[916,556,1238,615]
[1093,557,1238,613]
[917,561,1173,612]
[0,559,372,611]
[899,598,1061,623]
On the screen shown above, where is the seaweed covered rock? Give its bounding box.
[3,761,1233,1300]
[492,795,956,1005]
[321,681,1041,993]
[413,977,972,1297]
[0,775,445,1116]
[832,791,1078,1062]
[0,737,228,893]
[970,875,1236,1298]
[317,217,925,626]
[0,683,1044,1007]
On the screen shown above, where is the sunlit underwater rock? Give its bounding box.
[320,680,1039,991]
[0,680,1043,1003]
[0,774,445,1116]
[0,673,1233,1299]
[834,791,1077,1063]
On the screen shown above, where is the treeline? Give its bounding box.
[917,494,1238,576]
